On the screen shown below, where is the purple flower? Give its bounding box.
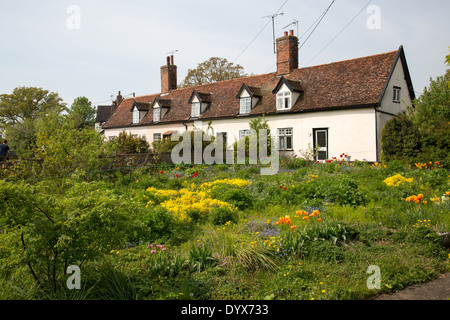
[151,250,156,254]
[162,247,166,251]
[148,244,153,249]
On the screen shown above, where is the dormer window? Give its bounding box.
[132,108,140,124]
[153,107,161,122]
[277,92,291,110]
[131,101,150,124]
[236,84,262,115]
[188,91,211,119]
[239,97,251,114]
[272,76,302,111]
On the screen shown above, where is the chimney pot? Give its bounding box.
[170,55,174,65]
[284,31,288,36]
[166,56,170,65]
[289,29,294,36]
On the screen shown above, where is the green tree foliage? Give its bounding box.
[35,126,115,179]
[66,96,96,129]
[381,111,422,163]
[0,87,66,155]
[115,131,150,154]
[408,71,450,164]
[0,180,130,294]
[180,57,247,88]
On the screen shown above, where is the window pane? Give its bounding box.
[240,97,251,114]
[153,108,160,122]
[191,103,200,117]
[317,131,327,147]
[133,110,140,123]
[279,136,285,150]
[286,136,292,149]
[318,151,327,160]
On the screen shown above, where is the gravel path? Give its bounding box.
[372,272,450,300]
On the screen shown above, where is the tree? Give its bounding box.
[180,57,247,87]
[115,131,150,154]
[66,96,96,129]
[408,71,450,164]
[380,111,421,163]
[0,87,66,155]
[0,87,65,126]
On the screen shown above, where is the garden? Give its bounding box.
[1,155,449,300]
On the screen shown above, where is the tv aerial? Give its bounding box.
[263,12,284,54]
[283,19,299,38]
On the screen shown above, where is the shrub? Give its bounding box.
[381,111,421,163]
[209,185,254,211]
[115,130,150,154]
[209,206,238,225]
[0,180,129,293]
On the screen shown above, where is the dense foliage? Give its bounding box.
[1,157,448,300]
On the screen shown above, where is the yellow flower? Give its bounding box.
[321,290,326,293]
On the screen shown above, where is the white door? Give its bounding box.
[314,129,328,161]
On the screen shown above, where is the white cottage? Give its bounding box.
[101,30,415,163]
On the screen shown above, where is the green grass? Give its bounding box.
[1,162,449,300]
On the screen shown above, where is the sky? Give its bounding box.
[1,0,449,107]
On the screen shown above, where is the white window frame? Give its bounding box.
[132,108,140,124]
[393,87,401,103]
[239,129,251,140]
[239,97,252,114]
[191,102,201,118]
[278,128,293,151]
[153,133,161,143]
[153,107,161,122]
[277,91,292,110]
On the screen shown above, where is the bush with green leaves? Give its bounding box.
[381,111,422,163]
[0,180,130,294]
[115,130,150,154]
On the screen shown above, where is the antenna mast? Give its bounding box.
[283,19,299,39]
[263,12,284,54]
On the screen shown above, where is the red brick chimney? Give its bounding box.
[276,30,298,75]
[161,55,177,93]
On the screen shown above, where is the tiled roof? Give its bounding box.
[103,48,406,129]
[95,105,113,122]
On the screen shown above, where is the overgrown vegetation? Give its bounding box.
[1,157,448,300]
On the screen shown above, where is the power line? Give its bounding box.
[305,0,373,66]
[263,0,336,73]
[299,0,336,50]
[232,0,289,64]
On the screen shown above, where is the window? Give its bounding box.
[278,128,293,151]
[132,108,140,124]
[313,129,328,161]
[393,87,401,103]
[239,130,251,140]
[239,97,251,114]
[277,92,291,110]
[153,133,161,143]
[191,102,201,118]
[153,107,161,122]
